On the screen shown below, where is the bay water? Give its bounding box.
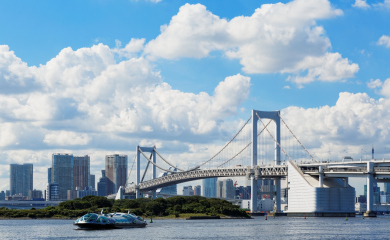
[1,216,390,239]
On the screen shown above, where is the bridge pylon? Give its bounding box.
[251,110,281,213]
[136,146,157,199]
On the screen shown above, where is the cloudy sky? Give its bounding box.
[0,0,389,195]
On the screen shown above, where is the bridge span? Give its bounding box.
[121,109,387,217]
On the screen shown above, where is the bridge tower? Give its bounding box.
[136,146,157,199]
[251,110,281,213]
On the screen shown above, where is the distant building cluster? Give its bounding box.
[3,153,128,201]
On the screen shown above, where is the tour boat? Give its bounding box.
[74,210,147,229]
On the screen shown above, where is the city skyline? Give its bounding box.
[0,0,390,195]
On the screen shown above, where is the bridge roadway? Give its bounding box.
[125,165,287,193]
[125,160,390,194]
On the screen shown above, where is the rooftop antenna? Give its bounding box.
[372,146,374,160]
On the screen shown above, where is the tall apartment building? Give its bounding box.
[73,155,90,190]
[28,189,43,199]
[10,163,33,197]
[216,179,234,199]
[157,168,177,197]
[183,186,194,196]
[194,185,201,196]
[97,170,108,196]
[52,154,74,200]
[105,154,127,195]
[202,178,217,197]
[48,168,52,184]
[89,174,95,190]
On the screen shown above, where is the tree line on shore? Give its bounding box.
[0,195,249,219]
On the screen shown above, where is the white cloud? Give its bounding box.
[377,35,390,48]
[367,79,382,89]
[0,41,253,190]
[282,92,390,161]
[374,0,390,9]
[144,1,357,85]
[285,52,359,85]
[44,131,91,146]
[380,78,390,97]
[353,0,370,9]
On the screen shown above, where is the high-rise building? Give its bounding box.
[97,170,108,196]
[384,183,390,195]
[202,178,217,197]
[46,183,59,201]
[236,186,251,199]
[156,168,177,197]
[10,163,33,197]
[194,185,201,196]
[216,179,234,199]
[183,186,194,196]
[73,155,90,191]
[5,190,10,197]
[89,174,95,190]
[52,153,74,200]
[48,168,52,184]
[0,191,5,200]
[77,187,98,198]
[28,189,43,200]
[105,154,127,195]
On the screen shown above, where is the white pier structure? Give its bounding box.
[120,109,386,217]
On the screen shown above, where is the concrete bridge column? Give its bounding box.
[152,149,157,199]
[136,146,141,199]
[365,161,376,217]
[319,166,324,187]
[275,113,281,212]
[250,110,258,213]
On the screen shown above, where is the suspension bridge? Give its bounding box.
[119,110,390,217]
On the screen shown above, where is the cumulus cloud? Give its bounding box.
[282,92,390,160]
[353,0,370,9]
[144,1,357,85]
[0,42,251,149]
[378,35,390,48]
[367,79,382,89]
[44,131,91,146]
[0,41,252,190]
[374,0,390,9]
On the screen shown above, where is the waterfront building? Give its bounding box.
[0,191,5,200]
[183,186,194,196]
[89,174,95,190]
[217,179,234,198]
[48,168,52,184]
[202,178,217,197]
[105,154,128,195]
[384,183,390,195]
[28,189,43,200]
[52,153,74,200]
[5,190,10,197]
[67,189,78,200]
[236,186,251,199]
[73,155,90,190]
[10,163,33,197]
[194,185,201,196]
[6,193,26,201]
[77,186,98,198]
[156,168,177,197]
[97,170,108,196]
[46,182,59,201]
[380,195,390,204]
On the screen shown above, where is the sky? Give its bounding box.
[0,0,389,196]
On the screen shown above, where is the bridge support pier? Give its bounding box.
[365,161,376,217]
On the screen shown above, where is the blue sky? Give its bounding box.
[0,0,389,195]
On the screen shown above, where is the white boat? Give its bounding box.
[74,210,147,229]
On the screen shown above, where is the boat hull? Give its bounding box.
[73,223,116,229]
